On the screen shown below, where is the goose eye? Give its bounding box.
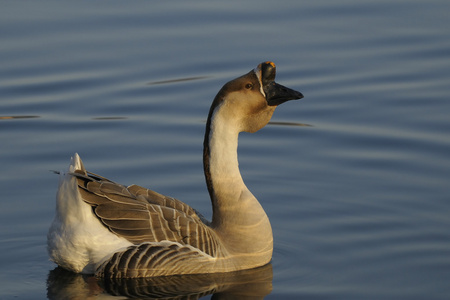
[245,83,253,90]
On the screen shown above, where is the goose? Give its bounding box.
[47,61,303,278]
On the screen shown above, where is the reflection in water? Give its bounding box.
[47,263,273,299]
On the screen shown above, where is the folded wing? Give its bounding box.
[97,241,215,278]
[72,169,220,259]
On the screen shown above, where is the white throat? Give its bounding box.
[204,102,255,227]
[204,102,272,255]
[208,106,242,184]
[208,104,247,190]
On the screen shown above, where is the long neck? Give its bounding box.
[203,107,245,226]
[203,104,273,256]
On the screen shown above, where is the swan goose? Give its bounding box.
[47,61,303,278]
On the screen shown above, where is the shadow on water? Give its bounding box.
[0,115,40,120]
[148,76,210,86]
[268,121,312,127]
[91,117,128,120]
[47,263,273,299]
[0,115,131,121]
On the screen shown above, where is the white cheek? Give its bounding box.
[259,85,265,98]
[253,67,266,98]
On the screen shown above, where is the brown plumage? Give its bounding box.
[47,61,303,278]
[73,169,220,256]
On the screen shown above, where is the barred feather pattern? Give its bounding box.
[97,242,216,278]
[71,169,225,276]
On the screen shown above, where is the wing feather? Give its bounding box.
[95,205,148,219]
[71,169,220,257]
[96,242,214,278]
[101,219,150,230]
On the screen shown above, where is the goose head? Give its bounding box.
[208,61,303,133]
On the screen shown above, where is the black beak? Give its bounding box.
[264,81,304,106]
[257,61,303,106]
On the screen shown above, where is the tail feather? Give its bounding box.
[48,153,133,274]
[70,153,85,174]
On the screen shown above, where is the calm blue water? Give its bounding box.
[1,1,450,299]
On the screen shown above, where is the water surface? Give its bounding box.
[1,1,450,299]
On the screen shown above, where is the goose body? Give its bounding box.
[47,61,303,278]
